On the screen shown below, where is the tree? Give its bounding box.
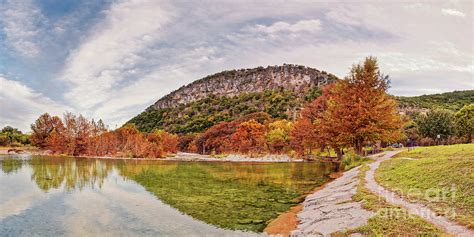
[196,122,235,154]
[417,109,455,140]
[231,119,266,154]
[115,124,146,157]
[0,126,29,146]
[266,120,292,153]
[289,118,316,157]
[454,104,474,142]
[149,130,179,153]
[293,57,402,159]
[30,113,63,148]
[46,129,67,154]
[319,57,401,156]
[178,134,195,152]
[75,115,92,155]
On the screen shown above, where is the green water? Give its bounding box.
[0,154,334,235]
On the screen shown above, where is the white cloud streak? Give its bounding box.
[0,76,70,132]
[441,8,466,17]
[0,0,46,58]
[60,0,172,110]
[249,19,322,34]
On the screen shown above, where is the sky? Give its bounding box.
[0,0,473,132]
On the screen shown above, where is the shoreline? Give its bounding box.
[1,148,308,163]
[264,171,344,236]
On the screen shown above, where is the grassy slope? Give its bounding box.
[343,165,444,236]
[376,144,474,228]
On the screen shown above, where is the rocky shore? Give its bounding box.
[165,153,304,162]
[0,149,304,163]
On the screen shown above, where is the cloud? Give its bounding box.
[0,76,70,131]
[60,0,172,111]
[249,19,322,34]
[441,9,465,17]
[0,0,46,58]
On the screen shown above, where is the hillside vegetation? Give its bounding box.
[129,89,320,134]
[396,90,474,111]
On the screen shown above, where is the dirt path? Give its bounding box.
[290,167,373,236]
[365,151,474,236]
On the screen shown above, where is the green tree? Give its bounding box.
[266,120,293,153]
[454,104,474,142]
[417,109,454,140]
[0,126,29,146]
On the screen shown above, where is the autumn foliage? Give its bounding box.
[30,57,403,161]
[292,57,402,159]
[179,58,402,159]
[31,112,178,158]
[231,119,267,154]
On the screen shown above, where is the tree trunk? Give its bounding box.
[335,148,343,160]
[355,139,364,155]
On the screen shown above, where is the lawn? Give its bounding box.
[344,165,444,236]
[376,144,474,229]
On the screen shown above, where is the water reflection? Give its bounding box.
[0,155,334,234]
[28,156,114,191]
[0,158,24,175]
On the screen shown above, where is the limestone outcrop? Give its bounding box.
[150,64,337,110]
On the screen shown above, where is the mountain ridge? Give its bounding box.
[149,64,338,110]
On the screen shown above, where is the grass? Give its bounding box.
[344,165,445,236]
[341,153,373,171]
[210,153,229,159]
[376,144,474,228]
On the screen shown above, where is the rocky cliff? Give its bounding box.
[129,64,338,133]
[150,64,338,110]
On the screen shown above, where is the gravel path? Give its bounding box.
[289,151,473,236]
[290,167,373,236]
[365,151,474,237]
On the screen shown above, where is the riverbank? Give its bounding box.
[264,172,343,236]
[1,147,305,163]
[164,153,304,162]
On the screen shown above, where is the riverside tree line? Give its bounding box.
[7,57,473,159]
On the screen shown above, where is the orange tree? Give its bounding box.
[231,119,267,154]
[294,57,402,159]
[289,118,316,157]
[30,113,64,148]
[322,57,401,156]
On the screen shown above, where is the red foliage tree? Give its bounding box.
[289,118,316,157]
[321,57,401,155]
[231,119,267,154]
[30,112,180,158]
[30,113,64,148]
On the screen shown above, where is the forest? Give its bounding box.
[397,90,474,111]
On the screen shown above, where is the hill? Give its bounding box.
[129,65,338,133]
[396,90,474,112]
[128,65,473,134]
